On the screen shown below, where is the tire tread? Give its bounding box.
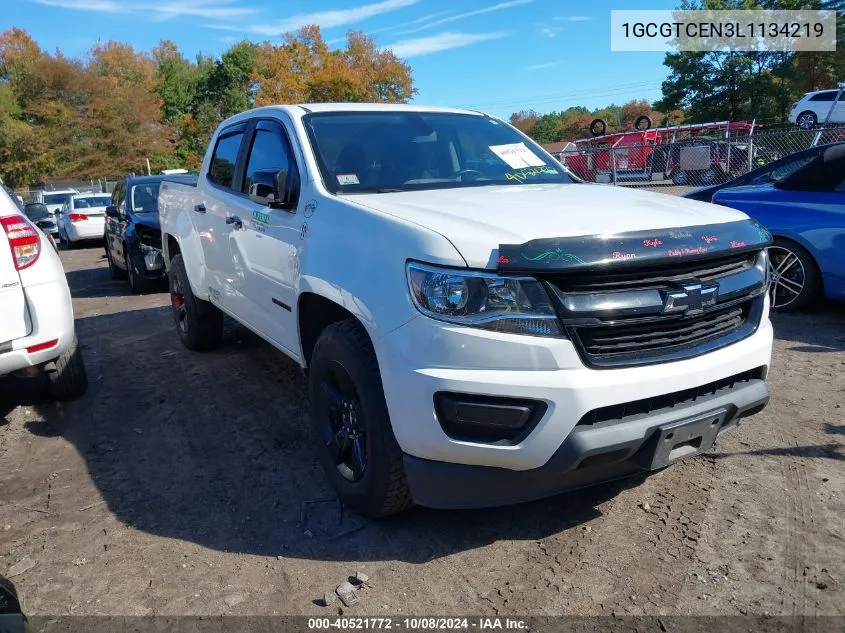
[311,319,412,517]
[169,254,223,351]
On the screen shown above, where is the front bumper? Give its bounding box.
[130,243,166,279]
[404,376,768,509]
[375,297,773,507]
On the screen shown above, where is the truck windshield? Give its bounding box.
[303,111,573,194]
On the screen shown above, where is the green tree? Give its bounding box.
[153,40,201,123]
[655,0,837,123]
[529,114,564,144]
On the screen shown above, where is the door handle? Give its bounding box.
[194,203,206,213]
[225,215,243,230]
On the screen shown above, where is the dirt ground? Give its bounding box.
[1,242,843,618]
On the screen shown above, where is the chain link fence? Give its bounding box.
[555,124,845,189]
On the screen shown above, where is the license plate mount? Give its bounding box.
[646,408,728,471]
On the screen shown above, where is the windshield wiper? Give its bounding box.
[376,188,404,193]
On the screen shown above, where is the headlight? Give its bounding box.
[406,262,562,337]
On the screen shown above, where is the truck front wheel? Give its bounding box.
[308,319,412,518]
[168,254,223,351]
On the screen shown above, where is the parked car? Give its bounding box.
[56,192,111,249]
[105,174,197,293]
[789,88,845,129]
[682,143,840,202]
[711,144,845,311]
[41,189,79,215]
[23,202,59,250]
[159,104,773,517]
[0,185,87,399]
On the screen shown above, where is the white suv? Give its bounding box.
[0,187,87,399]
[789,88,845,129]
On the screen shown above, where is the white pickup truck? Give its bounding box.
[159,104,773,517]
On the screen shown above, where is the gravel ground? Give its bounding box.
[1,242,843,618]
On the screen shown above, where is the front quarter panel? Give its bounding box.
[297,193,465,349]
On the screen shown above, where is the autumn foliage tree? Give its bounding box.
[252,27,415,105]
[0,25,416,187]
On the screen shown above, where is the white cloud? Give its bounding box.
[386,31,506,58]
[540,26,563,38]
[554,15,590,22]
[250,0,419,36]
[398,0,534,35]
[364,8,458,36]
[525,59,566,71]
[31,0,256,19]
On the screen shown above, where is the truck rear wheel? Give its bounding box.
[45,334,88,400]
[168,254,223,351]
[308,319,412,518]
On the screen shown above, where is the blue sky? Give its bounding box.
[3,0,678,119]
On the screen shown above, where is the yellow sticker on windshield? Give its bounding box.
[505,166,558,183]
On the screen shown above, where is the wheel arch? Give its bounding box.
[162,232,181,270]
[298,291,369,370]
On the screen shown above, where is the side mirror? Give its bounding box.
[247,168,296,210]
[105,205,120,218]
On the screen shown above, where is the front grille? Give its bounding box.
[541,252,754,293]
[540,249,766,368]
[577,367,766,427]
[577,303,749,358]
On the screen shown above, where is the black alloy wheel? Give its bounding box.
[317,360,368,482]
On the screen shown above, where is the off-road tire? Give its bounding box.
[309,319,413,518]
[169,253,223,351]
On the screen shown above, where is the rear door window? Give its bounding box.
[810,91,837,102]
[209,130,245,189]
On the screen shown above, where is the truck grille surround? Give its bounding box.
[537,250,768,368]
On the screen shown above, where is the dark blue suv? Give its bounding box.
[104,174,197,293]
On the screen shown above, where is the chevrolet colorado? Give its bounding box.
[159,104,773,517]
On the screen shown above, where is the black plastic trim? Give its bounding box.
[434,392,548,445]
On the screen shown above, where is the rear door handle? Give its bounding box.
[194,203,206,213]
[225,215,243,230]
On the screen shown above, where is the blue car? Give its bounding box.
[711,144,845,311]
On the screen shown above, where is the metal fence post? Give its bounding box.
[725,125,732,179]
[610,148,617,185]
[747,119,756,174]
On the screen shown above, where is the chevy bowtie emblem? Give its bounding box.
[663,282,718,315]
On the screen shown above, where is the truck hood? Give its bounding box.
[347,184,749,268]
